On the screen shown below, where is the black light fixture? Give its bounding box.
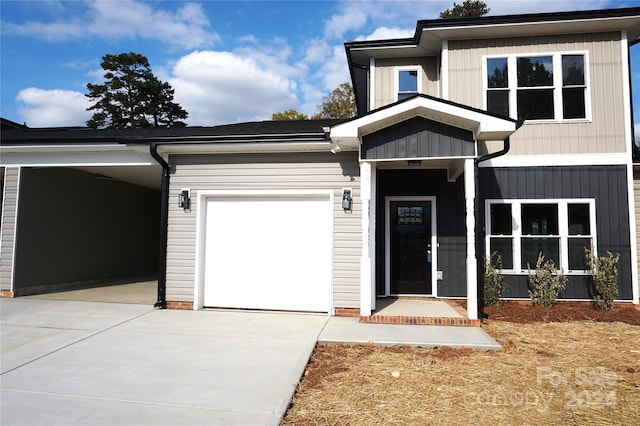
[341,188,352,211]
[178,189,190,210]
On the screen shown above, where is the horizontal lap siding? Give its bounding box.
[449,32,626,156]
[166,152,362,308]
[0,167,19,291]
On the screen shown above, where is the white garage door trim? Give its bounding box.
[193,190,334,313]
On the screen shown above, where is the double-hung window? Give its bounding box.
[486,199,596,273]
[485,52,589,122]
[397,67,420,101]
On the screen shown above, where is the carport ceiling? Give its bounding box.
[74,165,162,190]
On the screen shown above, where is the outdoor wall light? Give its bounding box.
[330,143,342,154]
[341,188,352,211]
[178,188,191,210]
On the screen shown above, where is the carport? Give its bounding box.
[0,126,162,303]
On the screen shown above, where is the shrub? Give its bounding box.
[483,251,510,307]
[585,248,620,311]
[527,252,567,308]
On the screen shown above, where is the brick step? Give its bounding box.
[359,315,480,327]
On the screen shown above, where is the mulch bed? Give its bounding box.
[283,303,640,425]
[483,301,640,325]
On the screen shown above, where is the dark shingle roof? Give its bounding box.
[0,119,347,145]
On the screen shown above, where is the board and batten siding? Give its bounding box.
[635,167,640,281]
[0,167,19,293]
[448,32,627,156]
[374,57,439,109]
[166,152,362,309]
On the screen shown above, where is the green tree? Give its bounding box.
[313,82,356,119]
[86,52,188,128]
[439,0,490,19]
[272,109,308,120]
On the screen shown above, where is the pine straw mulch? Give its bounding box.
[283,304,640,426]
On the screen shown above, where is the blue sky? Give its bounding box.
[1,0,639,134]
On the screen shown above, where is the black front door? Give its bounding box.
[390,201,432,294]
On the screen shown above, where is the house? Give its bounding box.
[1,7,639,321]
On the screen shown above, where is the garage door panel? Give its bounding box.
[203,194,332,312]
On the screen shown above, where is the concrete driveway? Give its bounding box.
[0,298,328,425]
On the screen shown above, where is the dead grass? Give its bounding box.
[283,319,640,425]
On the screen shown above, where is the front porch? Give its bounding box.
[360,297,480,326]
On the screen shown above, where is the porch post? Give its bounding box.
[360,161,372,316]
[464,159,478,320]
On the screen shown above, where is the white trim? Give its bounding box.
[330,95,517,147]
[369,57,376,112]
[369,162,377,310]
[621,30,633,157]
[485,198,597,274]
[464,159,478,320]
[0,152,156,167]
[441,40,449,100]
[384,196,437,297]
[395,65,422,102]
[194,189,334,314]
[360,161,372,316]
[479,153,629,168]
[482,50,592,123]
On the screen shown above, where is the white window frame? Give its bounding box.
[485,198,597,274]
[482,51,591,123]
[395,66,422,102]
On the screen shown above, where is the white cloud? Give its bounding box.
[324,3,368,40]
[170,51,299,126]
[2,0,218,49]
[359,26,414,41]
[16,88,91,127]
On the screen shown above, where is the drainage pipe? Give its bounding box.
[149,143,168,308]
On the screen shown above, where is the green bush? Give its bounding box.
[585,248,620,311]
[483,252,510,307]
[527,252,567,308]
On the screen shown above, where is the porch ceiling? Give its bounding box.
[329,95,518,149]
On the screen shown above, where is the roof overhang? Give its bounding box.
[329,95,519,149]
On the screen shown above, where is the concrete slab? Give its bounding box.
[373,299,463,317]
[319,317,502,351]
[1,298,501,426]
[1,299,328,426]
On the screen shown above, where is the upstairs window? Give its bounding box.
[485,52,589,122]
[397,68,419,101]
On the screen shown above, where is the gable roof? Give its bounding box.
[346,7,640,115]
[330,94,520,149]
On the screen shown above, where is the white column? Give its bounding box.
[464,159,478,320]
[360,161,372,316]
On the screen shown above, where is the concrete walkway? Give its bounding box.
[1,298,500,425]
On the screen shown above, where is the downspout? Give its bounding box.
[474,136,512,319]
[150,143,168,308]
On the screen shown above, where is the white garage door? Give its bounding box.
[202,193,332,312]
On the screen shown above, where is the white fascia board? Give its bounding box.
[330,96,516,146]
[157,141,338,155]
[0,151,156,167]
[479,153,629,168]
[0,143,129,153]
